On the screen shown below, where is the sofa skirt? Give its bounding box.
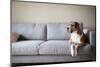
[12,55,94,64]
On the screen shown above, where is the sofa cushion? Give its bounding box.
[12,23,46,40]
[78,44,92,55]
[12,40,45,55]
[39,40,92,55]
[39,40,71,55]
[47,23,71,40]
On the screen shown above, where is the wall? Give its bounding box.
[12,1,96,31]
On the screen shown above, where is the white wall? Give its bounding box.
[12,1,96,30]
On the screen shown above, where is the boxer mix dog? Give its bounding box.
[67,22,87,56]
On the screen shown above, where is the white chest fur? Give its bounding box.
[70,32,82,56]
[71,32,81,44]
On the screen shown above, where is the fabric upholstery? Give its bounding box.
[78,44,92,55]
[89,31,96,46]
[12,40,45,55]
[12,23,46,40]
[12,55,92,63]
[39,40,70,55]
[39,40,91,55]
[47,23,71,40]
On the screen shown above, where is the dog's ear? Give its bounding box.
[79,22,83,32]
[74,22,80,28]
[71,29,73,33]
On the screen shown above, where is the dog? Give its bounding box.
[67,21,87,56]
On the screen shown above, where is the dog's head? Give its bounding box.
[67,21,80,33]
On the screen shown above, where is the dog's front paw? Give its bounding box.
[71,45,78,57]
[71,52,77,57]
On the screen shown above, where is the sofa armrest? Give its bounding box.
[89,31,96,47]
[89,31,96,60]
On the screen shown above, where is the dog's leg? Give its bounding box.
[74,45,78,56]
[71,44,75,56]
[74,44,80,56]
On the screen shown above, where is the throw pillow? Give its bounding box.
[11,32,20,43]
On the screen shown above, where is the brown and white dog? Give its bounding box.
[67,21,87,56]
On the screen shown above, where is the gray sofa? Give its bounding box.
[11,23,96,66]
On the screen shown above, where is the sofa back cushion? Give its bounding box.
[12,23,46,40]
[47,23,71,40]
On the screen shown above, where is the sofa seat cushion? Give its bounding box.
[78,44,92,55]
[39,40,71,55]
[12,40,45,55]
[39,40,92,55]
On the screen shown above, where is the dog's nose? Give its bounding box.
[67,27,69,30]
